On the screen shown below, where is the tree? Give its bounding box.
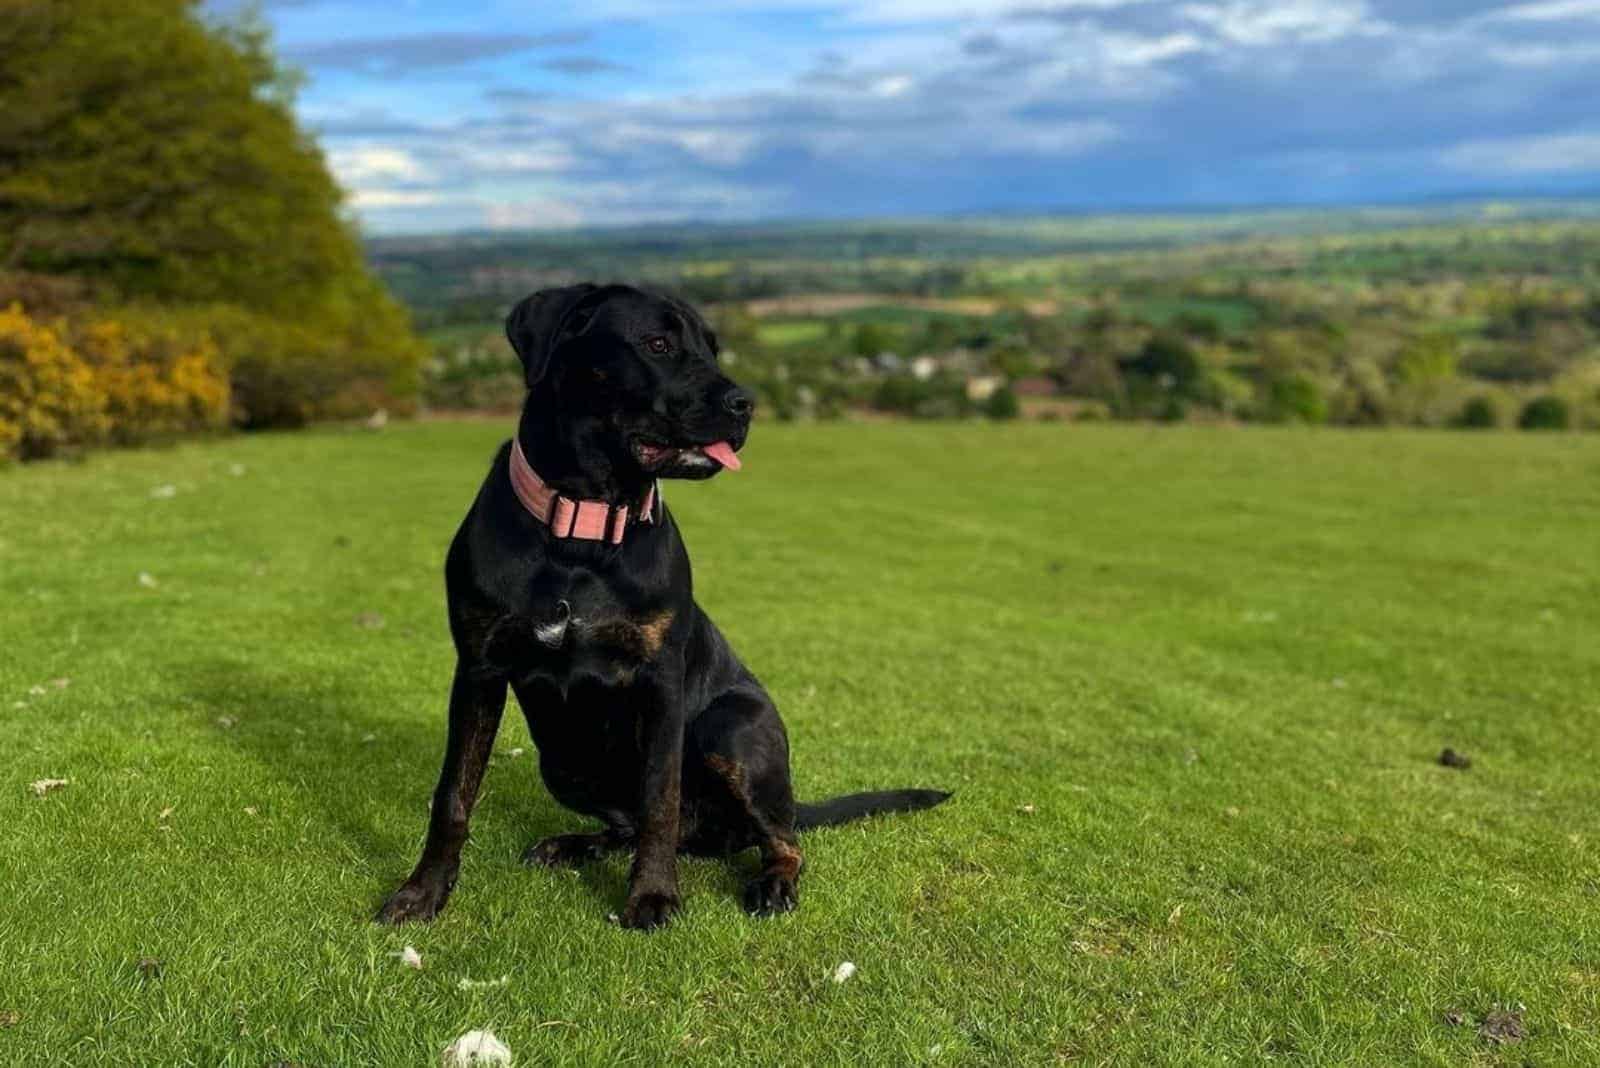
[1121,333,1203,398]
[0,0,424,425]
[1457,395,1499,429]
[1,1,352,309]
[985,385,1020,420]
[1518,395,1570,431]
[852,322,897,358]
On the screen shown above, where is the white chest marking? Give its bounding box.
[534,599,574,647]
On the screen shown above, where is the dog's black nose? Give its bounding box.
[722,387,754,418]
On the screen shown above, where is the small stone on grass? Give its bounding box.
[832,961,857,984]
[441,1030,510,1066]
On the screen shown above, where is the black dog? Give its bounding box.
[376,283,948,930]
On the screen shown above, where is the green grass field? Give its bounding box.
[3,421,1598,1065]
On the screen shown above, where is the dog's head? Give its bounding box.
[506,283,753,480]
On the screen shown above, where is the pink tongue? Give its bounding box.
[701,440,742,471]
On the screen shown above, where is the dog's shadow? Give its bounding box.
[181,657,442,874]
[179,657,750,918]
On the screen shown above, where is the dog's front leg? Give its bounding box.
[619,654,686,931]
[376,660,506,924]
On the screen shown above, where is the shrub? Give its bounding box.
[72,314,229,444]
[185,295,423,429]
[1457,395,1499,429]
[1258,372,1328,425]
[985,385,1020,420]
[1122,333,1203,396]
[423,343,524,412]
[1073,401,1112,422]
[1327,358,1392,426]
[1518,395,1570,431]
[0,304,108,460]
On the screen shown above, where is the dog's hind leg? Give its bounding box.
[521,828,628,868]
[690,689,804,916]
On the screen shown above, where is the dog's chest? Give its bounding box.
[488,576,673,687]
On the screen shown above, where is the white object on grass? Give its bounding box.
[832,961,857,984]
[441,1029,511,1066]
[29,778,69,797]
[397,945,423,970]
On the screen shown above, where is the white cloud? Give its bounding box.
[348,189,447,209]
[483,198,587,229]
[870,74,916,97]
[578,0,1142,19]
[1441,131,1600,173]
[1485,40,1600,66]
[837,0,1141,22]
[328,145,427,184]
[1179,0,1385,45]
[1487,0,1600,20]
[452,143,577,175]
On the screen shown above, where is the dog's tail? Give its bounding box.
[794,788,951,831]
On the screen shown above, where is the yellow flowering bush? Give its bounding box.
[0,304,230,461]
[73,315,230,444]
[0,304,109,460]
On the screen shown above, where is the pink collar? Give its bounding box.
[509,438,657,545]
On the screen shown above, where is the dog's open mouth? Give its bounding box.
[633,439,742,472]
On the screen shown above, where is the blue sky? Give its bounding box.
[212,0,1600,233]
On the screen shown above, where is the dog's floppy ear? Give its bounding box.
[504,284,600,388]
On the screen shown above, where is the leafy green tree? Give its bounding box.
[1259,373,1328,424]
[1120,329,1203,412]
[852,322,897,358]
[2,1,343,306]
[984,385,1020,420]
[0,0,423,425]
[1518,395,1570,431]
[1396,333,1459,385]
[1457,395,1499,429]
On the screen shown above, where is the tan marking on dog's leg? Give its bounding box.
[763,837,804,881]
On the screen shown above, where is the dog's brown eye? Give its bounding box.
[645,336,671,355]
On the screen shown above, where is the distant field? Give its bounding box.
[3,421,1598,1065]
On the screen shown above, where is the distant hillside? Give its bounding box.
[367,201,1600,327]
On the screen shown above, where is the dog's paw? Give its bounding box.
[619,890,680,931]
[374,877,451,925]
[742,872,799,917]
[521,833,608,868]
